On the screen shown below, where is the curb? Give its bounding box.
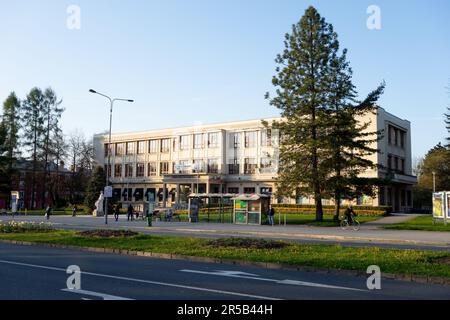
[1,239,449,287]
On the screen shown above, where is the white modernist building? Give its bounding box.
[93,107,417,212]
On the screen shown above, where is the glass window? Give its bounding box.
[261,129,272,147]
[228,161,240,175]
[244,158,257,175]
[161,139,170,153]
[260,158,274,174]
[194,134,204,149]
[104,144,110,157]
[137,141,147,154]
[229,133,241,148]
[136,163,145,177]
[193,160,205,173]
[245,131,257,148]
[149,140,158,154]
[148,162,157,176]
[208,159,219,174]
[160,162,170,175]
[125,164,133,177]
[114,164,122,178]
[244,187,256,194]
[126,142,136,155]
[208,133,219,148]
[180,135,190,151]
[115,143,125,156]
[104,165,111,178]
[228,187,239,194]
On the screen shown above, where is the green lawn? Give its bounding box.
[1,230,449,279]
[383,216,450,232]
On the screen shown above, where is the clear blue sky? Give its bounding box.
[0,0,449,158]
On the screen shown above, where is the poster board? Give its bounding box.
[433,192,448,224]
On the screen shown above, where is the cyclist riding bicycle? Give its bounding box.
[344,205,357,224]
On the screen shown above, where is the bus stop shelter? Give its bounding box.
[232,194,270,225]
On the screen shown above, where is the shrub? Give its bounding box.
[0,221,54,234]
[271,204,391,216]
[206,238,290,250]
[77,230,138,238]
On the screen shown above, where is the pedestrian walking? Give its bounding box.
[268,205,275,226]
[127,204,134,221]
[114,205,120,222]
[72,205,77,217]
[45,206,52,220]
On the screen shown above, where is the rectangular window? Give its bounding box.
[193,160,205,173]
[104,144,110,157]
[175,160,190,174]
[379,187,386,206]
[208,132,219,149]
[244,187,256,194]
[244,158,257,175]
[126,142,136,155]
[148,162,157,176]
[115,143,125,156]
[149,140,158,154]
[260,158,274,174]
[207,159,219,174]
[394,157,399,171]
[136,163,145,177]
[125,164,133,177]
[245,131,257,148]
[400,131,405,149]
[160,162,170,175]
[194,134,204,149]
[228,161,240,175]
[229,133,241,148]
[387,155,392,170]
[137,141,146,154]
[161,139,170,153]
[261,129,272,147]
[228,187,239,194]
[180,135,190,151]
[114,164,122,178]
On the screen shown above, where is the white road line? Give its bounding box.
[61,289,133,300]
[180,269,366,292]
[0,260,280,300]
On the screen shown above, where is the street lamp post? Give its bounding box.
[432,171,436,193]
[89,89,134,225]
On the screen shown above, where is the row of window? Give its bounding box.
[105,158,275,178]
[104,130,274,157]
[387,125,406,149]
[387,154,406,174]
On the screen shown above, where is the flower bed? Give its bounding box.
[0,221,54,234]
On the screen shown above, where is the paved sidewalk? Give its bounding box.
[1,215,449,251]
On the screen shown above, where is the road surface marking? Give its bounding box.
[0,259,280,300]
[180,269,366,292]
[62,289,133,300]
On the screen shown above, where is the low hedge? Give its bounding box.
[272,204,392,216]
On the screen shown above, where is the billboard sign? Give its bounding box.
[433,192,445,219]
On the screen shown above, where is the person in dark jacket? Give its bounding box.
[127,204,134,221]
[114,205,121,222]
[344,205,357,224]
[268,206,275,226]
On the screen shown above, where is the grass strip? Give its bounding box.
[0,230,449,279]
[383,216,450,232]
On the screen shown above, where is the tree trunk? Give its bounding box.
[333,193,341,222]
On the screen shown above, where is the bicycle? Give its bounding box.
[340,216,360,231]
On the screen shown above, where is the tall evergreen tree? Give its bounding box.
[21,88,46,209]
[41,88,64,208]
[0,93,21,202]
[265,6,340,221]
[324,49,385,220]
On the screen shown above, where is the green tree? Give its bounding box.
[265,6,340,222]
[84,166,106,213]
[0,92,21,202]
[41,88,64,207]
[413,143,450,208]
[324,49,385,220]
[21,88,46,209]
[0,123,9,198]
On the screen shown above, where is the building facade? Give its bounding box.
[93,107,417,212]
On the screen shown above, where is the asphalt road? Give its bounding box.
[0,242,449,300]
[1,215,449,252]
